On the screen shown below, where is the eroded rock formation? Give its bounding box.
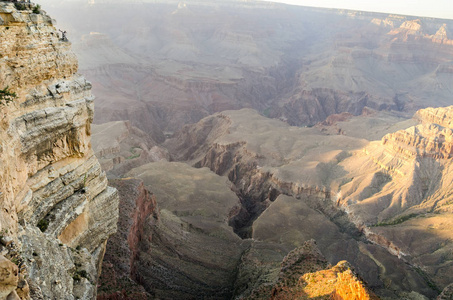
[125,161,245,299]
[164,108,446,298]
[237,240,379,300]
[0,3,118,299]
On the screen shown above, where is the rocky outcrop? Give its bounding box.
[437,283,453,300]
[236,240,378,300]
[0,3,118,299]
[339,106,453,223]
[381,123,453,159]
[332,107,453,291]
[415,105,453,129]
[0,254,19,299]
[268,89,395,127]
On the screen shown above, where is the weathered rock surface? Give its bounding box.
[334,106,453,292]
[0,4,118,299]
[437,283,453,300]
[97,178,154,299]
[0,255,18,299]
[100,168,380,299]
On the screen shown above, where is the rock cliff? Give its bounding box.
[125,161,245,299]
[91,121,169,176]
[0,3,118,299]
[336,106,453,292]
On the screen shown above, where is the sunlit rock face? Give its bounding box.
[235,240,379,300]
[0,3,118,299]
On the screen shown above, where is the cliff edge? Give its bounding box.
[0,3,118,299]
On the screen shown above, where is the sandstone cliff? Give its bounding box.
[0,3,118,299]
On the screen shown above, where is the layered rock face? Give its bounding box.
[97,178,154,299]
[99,159,379,299]
[336,106,453,292]
[91,121,169,176]
[0,3,118,299]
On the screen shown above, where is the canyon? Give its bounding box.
[41,0,453,138]
[1,0,453,299]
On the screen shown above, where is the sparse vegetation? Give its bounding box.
[0,86,17,106]
[14,3,26,11]
[413,266,441,293]
[32,4,41,14]
[73,269,91,283]
[11,257,19,265]
[372,213,419,227]
[127,147,141,159]
[37,218,49,232]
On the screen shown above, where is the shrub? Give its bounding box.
[32,4,41,14]
[37,218,49,232]
[14,3,26,11]
[0,86,17,106]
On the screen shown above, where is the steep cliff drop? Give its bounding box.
[0,3,118,299]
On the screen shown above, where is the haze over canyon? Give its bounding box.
[1,0,453,299]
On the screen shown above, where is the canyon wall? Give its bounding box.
[0,3,118,299]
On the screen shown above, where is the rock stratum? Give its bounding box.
[97,160,379,299]
[0,3,118,299]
